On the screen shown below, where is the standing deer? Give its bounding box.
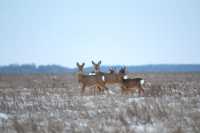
[76,62,108,95]
[91,60,102,73]
[108,67,116,74]
[119,69,145,96]
[91,61,127,91]
[91,61,145,96]
[103,66,127,85]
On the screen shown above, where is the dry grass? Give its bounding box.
[0,73,200,133]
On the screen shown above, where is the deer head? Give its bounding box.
[76,62,85,72]
[119,66,127,74]
[109,67,115,74]
[118,66,128,80]
[92,60,101,72]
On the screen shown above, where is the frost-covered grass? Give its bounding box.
[0,73,200,133]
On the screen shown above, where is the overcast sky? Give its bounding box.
[0,0,200,67]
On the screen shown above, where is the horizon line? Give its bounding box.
[1,63,200,69]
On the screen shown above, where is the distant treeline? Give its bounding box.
[0,64,72,74]
[0,64,200,74]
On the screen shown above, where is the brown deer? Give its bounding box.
[76,62,108,95]
[119,69,145,96]
[91,61,144,96]
[91,60,102,73]
[91,61,127,90]
[108,67,145,96]
[104,66,127,85]
[108,67,116,74]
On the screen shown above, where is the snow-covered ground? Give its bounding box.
[0,73,200,133]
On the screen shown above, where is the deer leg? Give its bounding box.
[100,84,104,94]
[93,86,96,95]
[127,89,131,95]
[131,87,137,96]
[96,85,102,95]
[88,86,95,95]
[93,86,97,95]
[121,86,126,95]
[98,82,109,94]
[94,85,97,95]
[128,88,132,96]
[126,88,130,95]
[81,84,86,96]
[138,85,144,96]
[102,84,108,91]
[96,85,100,95]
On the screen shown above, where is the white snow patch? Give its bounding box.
[108,90,115,95]
[130,124,153,133]
[129,123,164,133]
[83,95,95,100]
[84,101,95,108]
[87,111,97,118]
[0,113,8,120]
[78,85,81,89]
[127,97,145,103]
[79,122,88,127]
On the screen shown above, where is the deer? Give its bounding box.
[91,61,127,92]
[105,66,145,96]
[91,60,102,73]
[118,68,145,96]
[108,67,116,74]
[91,61,145,96]
[104,66,128,85]
[76,62,108,95]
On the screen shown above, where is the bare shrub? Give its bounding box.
[12,117,25,133]
[1,73,200,133]
[172,127,184,133]
[48,119,64,133]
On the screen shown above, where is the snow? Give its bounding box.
[108,90,115,95]
[127,97,145,103]
[129,123,166,133]
[0,113,8,120]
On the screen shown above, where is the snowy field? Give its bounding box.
[0,73,200,133]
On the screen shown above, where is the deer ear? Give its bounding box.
[124,66,127,71]
[82,63,85,67]
[76,62,80,67]
[92,61,95,65]
[98,60,101,65]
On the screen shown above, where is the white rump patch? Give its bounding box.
[140,79,144,85]
[123,75,129,79]
[89,73,96,75]
[102,75,105,81]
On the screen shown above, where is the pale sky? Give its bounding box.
[0,0,200,67]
